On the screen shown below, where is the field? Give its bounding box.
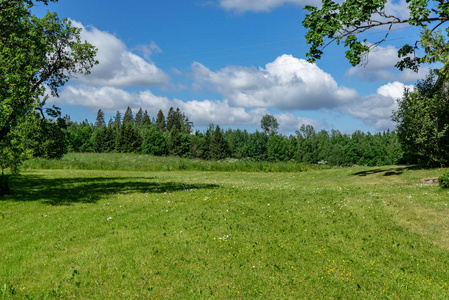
[1,153,449,298]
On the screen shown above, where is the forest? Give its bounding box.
[10,105,403,168]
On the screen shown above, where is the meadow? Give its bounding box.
[1,153,449,298]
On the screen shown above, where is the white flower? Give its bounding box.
[107,217,112,221]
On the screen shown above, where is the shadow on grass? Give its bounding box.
[2,175,218,205]
[352,166,420,177]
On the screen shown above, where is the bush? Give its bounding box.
[439,171,449,189]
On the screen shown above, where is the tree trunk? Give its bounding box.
[0,175,10,196]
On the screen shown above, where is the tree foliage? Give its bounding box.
[303,0,449,72]
[260,114,279,134]
[0,0,97,142]
[392,71,449,166]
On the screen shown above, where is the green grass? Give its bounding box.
[22,152,324,173]
[1,154,449,298]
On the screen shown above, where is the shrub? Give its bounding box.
[439,171,449,189]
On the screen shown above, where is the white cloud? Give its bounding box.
[384,0,410,20]
[346,45,429,82]
[71,20,169,87]
[193,54,358,110]
[56,85,316,132]
[342,81,414,130]
[218,0,320,12]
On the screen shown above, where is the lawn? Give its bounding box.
[1,154,449,298]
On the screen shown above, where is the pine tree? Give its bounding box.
[143,110,151,125]
[123,107,134,125]
[209,125,229,160]
[156,109,166,131]
[166,107,177,132]
[94,109,105,127]
[135,107,144,126]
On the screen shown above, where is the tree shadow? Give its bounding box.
[352,166,420,177]
[2,175,218,205]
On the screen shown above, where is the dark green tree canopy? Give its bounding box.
[303,0,449,73]
[1,0,97,141]
[260,114,279,134]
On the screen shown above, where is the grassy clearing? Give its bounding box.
[1,154,449,298]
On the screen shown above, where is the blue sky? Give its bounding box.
[33,0,429,134]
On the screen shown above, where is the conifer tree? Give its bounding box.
[156,109,166,131]
[94,109,105,127]
[135,107,144,126]
[209,125,229,160]
[123,107,134,125]
[143,110,151,125]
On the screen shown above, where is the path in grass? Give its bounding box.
[1,165,449,298]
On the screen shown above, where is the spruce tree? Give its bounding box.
[95,109,105,127]
[156,109,166,131]
[209,125,228,160]
[135,107,144,126]
[123,107,134,125]
[143,110,151,125]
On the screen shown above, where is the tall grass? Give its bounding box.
[22,153,326,173]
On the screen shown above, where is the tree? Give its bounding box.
[95,109,105,127]
[123,107,134,125]
[267,133,288,162]
[0,0,97,192]
[143,109,151,125]
[303,0,449,75]
[392,71,449,166]
[209,125,229,160]
[155,109,166,132]
[135,107,144,126]
[1,0,97,144]
[142,126,167,156]
[20,106,68,159]
[260,114,279,134]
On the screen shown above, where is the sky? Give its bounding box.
[32,0,430,134]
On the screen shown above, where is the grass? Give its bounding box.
[1,153,449,298]
[22,152,324,173]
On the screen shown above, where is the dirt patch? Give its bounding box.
[420,177,439,184]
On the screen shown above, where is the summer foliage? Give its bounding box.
[0,0,97,189]
[303,0,449,167]
[62,107,402,167]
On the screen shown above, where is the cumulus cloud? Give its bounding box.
[346,45,429,82]
[218,0,320,12]
[193,54,358,110]
[71,20,169,87]
[56,85,315,132]
[342,81,414,130]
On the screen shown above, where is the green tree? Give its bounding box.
[20,107,68,159]
[303,0,449,73]
[142,126,167,156]
[167,126,190,158]
[155,109,166,132]
[0,0,97,150]
[392,71,449,166]
[260,114,279,134]
[143,109,151,125]
[0,0,97,192]
[267,133,288,162]
[94,109,105,127]
[135,107,144,126]
[116,123,142,153]
[123,107,134,125]
[209,125,229,160]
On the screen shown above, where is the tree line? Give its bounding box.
[59,106,403,167]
